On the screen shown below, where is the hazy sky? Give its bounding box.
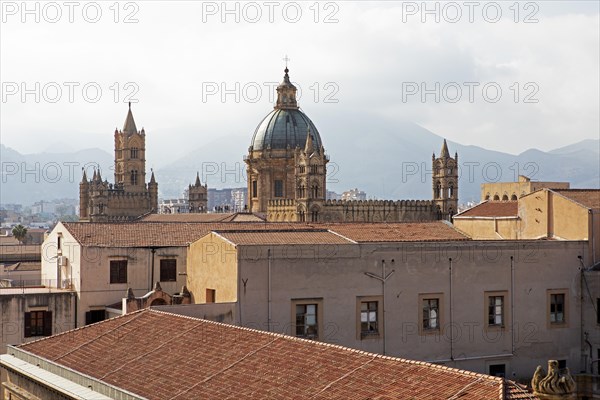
[1,1,598,166]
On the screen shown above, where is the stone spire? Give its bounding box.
[275,67,299,110]
[150,169,156,184]
[81,168,87,183]
[440,139,450,159]
[304,128,314,154]
[122,102,138,135]
[195,171,201,186]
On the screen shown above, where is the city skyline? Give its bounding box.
[1,1,598,168]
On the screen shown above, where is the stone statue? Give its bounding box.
[531,360,576,399]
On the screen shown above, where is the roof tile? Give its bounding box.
[19,309,536,400]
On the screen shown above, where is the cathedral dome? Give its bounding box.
[250,67,323,152]
[251,108,323,151]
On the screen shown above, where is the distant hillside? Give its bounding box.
[156,114,600,203]
[0,145,113,205]
[2,120,598,205]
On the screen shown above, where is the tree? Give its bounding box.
[12,224,28,244]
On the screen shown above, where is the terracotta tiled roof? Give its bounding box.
[455,201,518,218]
[2,261,41,272]
[59,221,469,247]
[322,221,469,242]
[18,309,536,400]
[61,222,308,248]
[139,213,236,222]
[221,213,266,222]
[554,189,600,210]
[216,230,355,245]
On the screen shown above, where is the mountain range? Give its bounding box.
[1,120,598,205]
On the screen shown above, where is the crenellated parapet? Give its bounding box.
[267,197,440,222]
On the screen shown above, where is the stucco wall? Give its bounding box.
[198,237,589,380]
[187,233,238,304]
[0,291,74,354]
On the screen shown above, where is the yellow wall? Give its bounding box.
[454,218,518,240]
[187,233,238,303]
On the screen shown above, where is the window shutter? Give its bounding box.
[24,312,32,338]
[43,312,53,336]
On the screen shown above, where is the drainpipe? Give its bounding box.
[237,249,242,326]
[579,255,586,373]
[449,257,454,361]
[150,248,156,291]
[510,256,515,354]
[268,248,272,332]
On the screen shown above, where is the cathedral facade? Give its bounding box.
[79,104,158,222]
[245,68,458,222]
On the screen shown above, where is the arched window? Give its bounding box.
[511,194,518,201]
[448,184,454,198]
[493,195,500,201]
[130,170,138,185]
[485,195,490,200]
[502,195,509,201]
[312,184,319,198]
[435,182,442,199]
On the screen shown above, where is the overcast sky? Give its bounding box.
[1,1,598,166]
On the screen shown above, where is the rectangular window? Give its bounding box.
[206,289,216,303]
[422,298,440,330]
[160,259,177,282]
[110,260,127,284]
[130,148,138,159]
[419,294,443,335]
[85,310,106,325]
[274,180,284,197]
[489,364,506,377]
[488,296,504,326]
[252,180,257,198]
[295,304,318,339]
[361,301,378,336]
[550,293,565,324]
[24,311,52,337]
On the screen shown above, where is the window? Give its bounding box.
[488,296,504,326]
[85,310,106,325]
[550,293,565,324]
[160,259,177,282]
[419,294,443,335]
[130,170,138,185]
[110,260,127,284]
[489,364,506,377]
[422,298,440,330]
[252,180,257,198]
[292,299,323,339]
[206,289,216,303]
[295,304,318,339]
[24,311,52,337]
[130,147,138,159]
[274,180,284,197]
[57,234,62,251]
[360,301,379,336]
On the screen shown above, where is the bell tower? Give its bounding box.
[294,128,328,222]
[432,139,458,219]
[114,103,146,193]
